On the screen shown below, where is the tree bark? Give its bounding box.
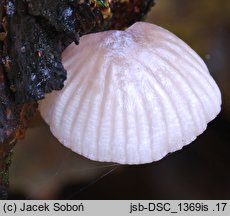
[0,0,155,199]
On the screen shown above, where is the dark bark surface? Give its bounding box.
[109,0,155,30]
[2,0,155,103]
[0,0,155,199]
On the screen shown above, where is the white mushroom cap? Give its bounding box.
[40,22,221,164]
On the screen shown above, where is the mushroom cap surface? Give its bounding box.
[40,22,221,164]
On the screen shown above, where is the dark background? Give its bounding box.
[9,0,230,199]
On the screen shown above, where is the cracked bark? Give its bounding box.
[0,0,154,199]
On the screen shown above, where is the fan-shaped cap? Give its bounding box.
[40,22,221,164]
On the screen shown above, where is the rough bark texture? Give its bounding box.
[0,53,37,199]
[109,0,155,30]
[0,0,155,199]
[3,0,155,103]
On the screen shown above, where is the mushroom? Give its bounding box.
[39,22,221,164]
